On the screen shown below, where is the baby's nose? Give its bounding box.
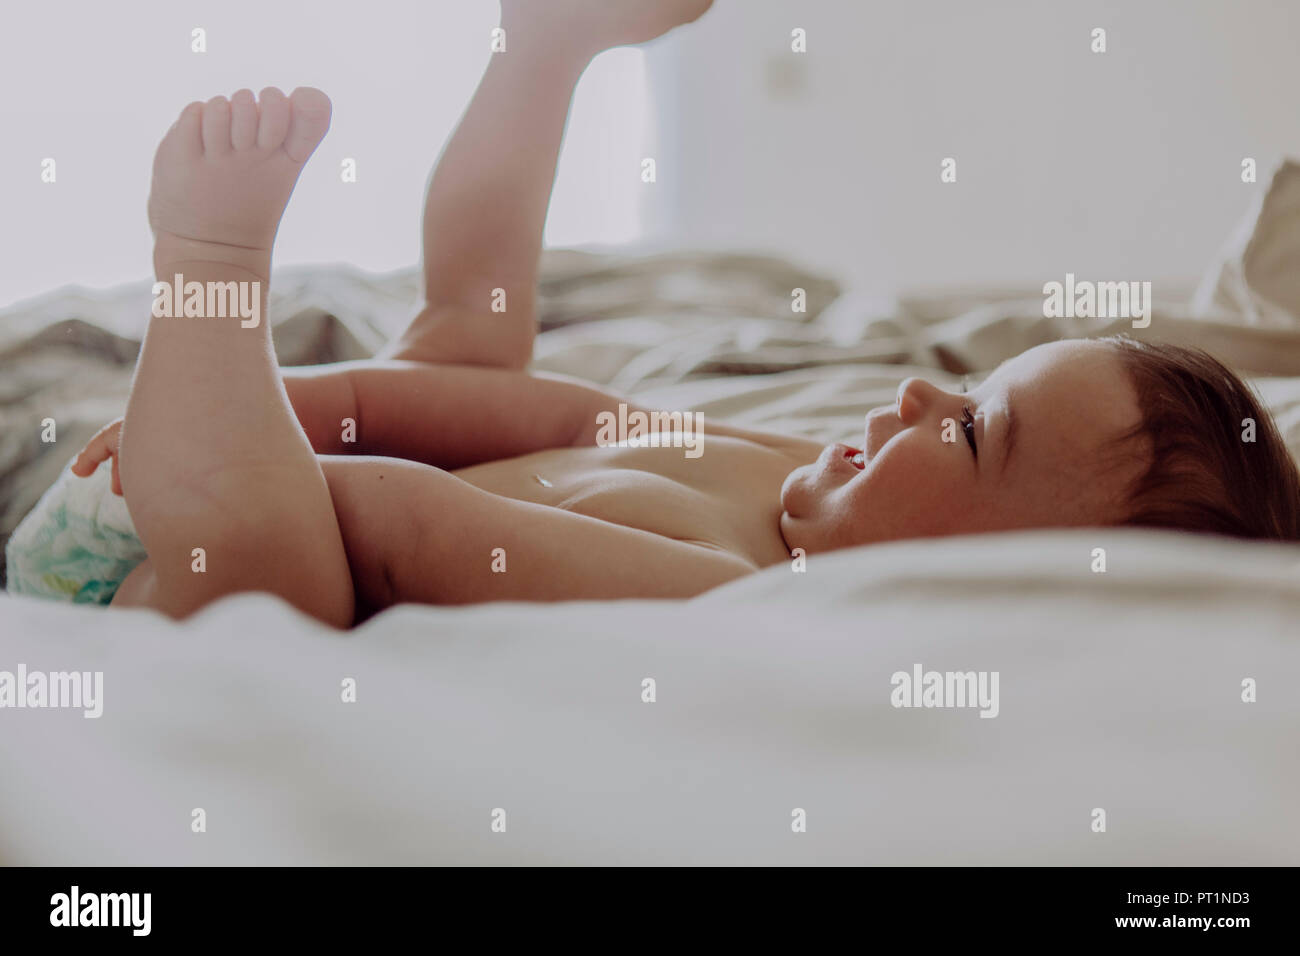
[895,377,930,424]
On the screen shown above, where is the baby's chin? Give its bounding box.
[778,509,838,556]
[779,510,833,557]
[780,460,834,510]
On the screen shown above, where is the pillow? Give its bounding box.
[1193,159,1300,326]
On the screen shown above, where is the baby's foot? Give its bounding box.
[148,87,331,282]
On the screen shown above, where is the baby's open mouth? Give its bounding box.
[845,447,865,470]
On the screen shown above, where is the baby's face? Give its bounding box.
[780,340,1145,553]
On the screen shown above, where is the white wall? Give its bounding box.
[0,0,649,307]
[3,0,1297,309]
[640,0,1300,297]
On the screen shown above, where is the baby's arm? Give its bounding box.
[75,361,819,491]
[322,455,754,607]
[284,361,650,468]
[288,360,821,468]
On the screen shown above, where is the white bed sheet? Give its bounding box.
[1,528,1297,865]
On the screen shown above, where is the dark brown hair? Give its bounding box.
[1099,335,1300,541]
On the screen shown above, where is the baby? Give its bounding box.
[44,0,1300,627]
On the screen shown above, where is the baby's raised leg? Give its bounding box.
[117,88,354,628]
[384,19,593,369]
[386,2,711,371]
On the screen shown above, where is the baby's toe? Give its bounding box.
[200,95,232,156]
[165,101,205,160]
[256,87,290,151]
[283,87,332,164]
[230,88,259,150]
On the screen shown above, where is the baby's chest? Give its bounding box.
[552,467,723,538]
[459,440,786,546]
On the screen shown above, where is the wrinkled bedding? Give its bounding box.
[6,251,1300,584]
[2,248,1299,865]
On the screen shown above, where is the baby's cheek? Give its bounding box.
[856,456,959,537]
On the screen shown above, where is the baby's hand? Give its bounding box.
[70,418,124,496]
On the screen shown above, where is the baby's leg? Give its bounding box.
[117,88,354,628]
[383,16,593,369]
[387,2,713,369]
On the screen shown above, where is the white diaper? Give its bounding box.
[5,459,146,604]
